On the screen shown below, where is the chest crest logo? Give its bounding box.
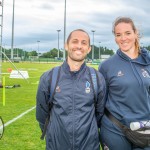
[85,81,90,93]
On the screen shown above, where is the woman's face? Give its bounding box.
[114,22,138,53]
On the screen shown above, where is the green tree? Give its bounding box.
[28,51,38,56]
[41,48,64,58]
[87,45,115,59]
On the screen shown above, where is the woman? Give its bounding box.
[99,17,150,150]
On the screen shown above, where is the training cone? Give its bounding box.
[7,68,12,73]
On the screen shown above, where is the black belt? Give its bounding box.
[104,108,127,130]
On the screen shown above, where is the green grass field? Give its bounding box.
[0,62,99,150]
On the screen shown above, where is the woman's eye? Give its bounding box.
[72,40,78,43]
[126,32,131,35]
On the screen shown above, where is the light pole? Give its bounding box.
[11,0,15,60]
[17,48,18,57]
[0,0,4,87]
[63,0,66,61]
[57,30,61,59]
[91,30,95,61]
[37,40,40,58]
[99,42,101,60]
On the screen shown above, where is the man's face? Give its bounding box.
[65,31,91,62]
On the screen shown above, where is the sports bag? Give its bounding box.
[105,108,150,148]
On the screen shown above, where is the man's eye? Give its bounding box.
[115,34,121,37]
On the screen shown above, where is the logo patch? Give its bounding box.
[55,86,61,93]
[85,81,90,93]
[117,70,124,77]
[141,69,150,78]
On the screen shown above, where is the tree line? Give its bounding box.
[1,45,150,60]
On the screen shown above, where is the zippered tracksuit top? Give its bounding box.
[99,48,150,136]
[36,61,106,150]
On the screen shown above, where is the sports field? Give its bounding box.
[0,62,100,150]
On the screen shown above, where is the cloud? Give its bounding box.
[2,0,150,52]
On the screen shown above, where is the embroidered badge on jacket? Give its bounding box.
[141,69,150,78]
[85,81,90,93]
[55,86,61,92]
[117,70,124,77]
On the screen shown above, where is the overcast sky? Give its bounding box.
[2,0,150,53]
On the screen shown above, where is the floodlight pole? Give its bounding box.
[57,30,61,58]
[63,0,66,61]
[37,40,40,58]
[11,0,15,60]
[91,30,95,61]
[0,0,4,87]
[99,42,101,60]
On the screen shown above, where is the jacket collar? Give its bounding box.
[117,48,150,65]
[62,60,86,74]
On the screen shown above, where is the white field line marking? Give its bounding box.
[4,106,36,127]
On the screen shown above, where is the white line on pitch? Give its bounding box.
[4,106,36,127]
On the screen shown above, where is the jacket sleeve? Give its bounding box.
[36,70,51,131]
[95,71,106,128]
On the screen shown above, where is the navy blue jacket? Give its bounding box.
[36,61,106,150]
[99,48,150,135]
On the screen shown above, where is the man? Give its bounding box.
[36,29,106,150]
